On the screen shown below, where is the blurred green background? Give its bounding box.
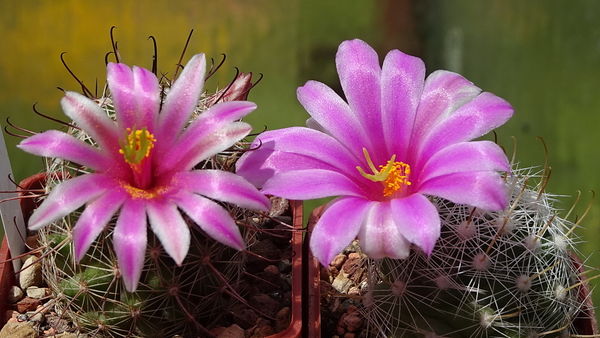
[1,0,599,322]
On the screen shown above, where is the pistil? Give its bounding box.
[119,127,156,189]
[357,148,411,197]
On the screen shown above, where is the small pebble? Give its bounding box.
[0,321,38,338]
[26,286,48,299]
[5,310,19,322]
[25,310,43,323]
[19,255,42,290]
[274,307,291,332]
[330,254,347,270]
[348,286,360,296]
[7,286,24,303]
[263,264,279,275]
[344,313,363,332]
[16,297,42,313]
[25,235,40,251]
[217,324,245,338]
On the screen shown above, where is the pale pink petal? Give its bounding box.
[172,170,270,212]
[17,130,114,171]
[173,193,244,250]
[146,199,190,265]
[28,174,117,230]
[411,70,482,143]
[155,101,256,171]
[237,148,342,189]
[418,141,510,184]
[157,54,206,149]
[380,49,425,160]
[107,63,160,131]
[261,169,366,200]
[236,127,361,188]
[357,201,411,260]
[73,189,127,261]
[336,39,385,158]
[419,171,509,211]
[297,81,371,156]
[157,122,252,176]
[390,194,441,255]
[61,92,121,153]
[309,197,373,266]
[114,198,147,292]
[416,92,514,164]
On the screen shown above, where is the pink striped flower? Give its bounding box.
[237,39,513,266]
[18,54,270,291]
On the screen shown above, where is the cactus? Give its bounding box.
[29,36,272,337]
[359,164,597,337]
[36,107,252,338]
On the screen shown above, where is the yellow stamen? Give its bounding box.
[119,127,156,165]
[357,148,411,197]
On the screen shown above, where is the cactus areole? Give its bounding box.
[237,39,515,266]
[17,54,270,292]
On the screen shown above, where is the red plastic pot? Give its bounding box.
[265,199,303,338]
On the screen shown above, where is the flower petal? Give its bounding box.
[157,54,206,149]
[297,81,371,156]
[107,63,160,132]
[73,189,127,261]
[261,169,366,200]
[390,194,441,255]
[380,49,425,159]
[157,121,252,175]
[309,196,373,266]
[411,70,482,145]
[156,101,256,173]
[336,39,385,157]
[417,92,514,164]
[146,199,190,265]
[18,130,113,171]
[173,170,270,212]
[28,174,116,230]
[418,141,509,184]
[419,171,509,211]
[357,201,411,260]
[114,198,147,292]
[173,193,244,250]
[236,127,360,188]
[61,92,121,153]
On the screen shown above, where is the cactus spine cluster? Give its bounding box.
[360,165,596,337]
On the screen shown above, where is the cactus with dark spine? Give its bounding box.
[32,47,270,337]
[360,165,597,337]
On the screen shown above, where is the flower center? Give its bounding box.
[356,148,411,197]
[119,127,156,167]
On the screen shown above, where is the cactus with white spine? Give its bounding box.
[35,86,260,337]
[360,164,597,337]
[25,34,272,336]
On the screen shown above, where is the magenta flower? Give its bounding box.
[18,54,270,291]
[236,39,514,266]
